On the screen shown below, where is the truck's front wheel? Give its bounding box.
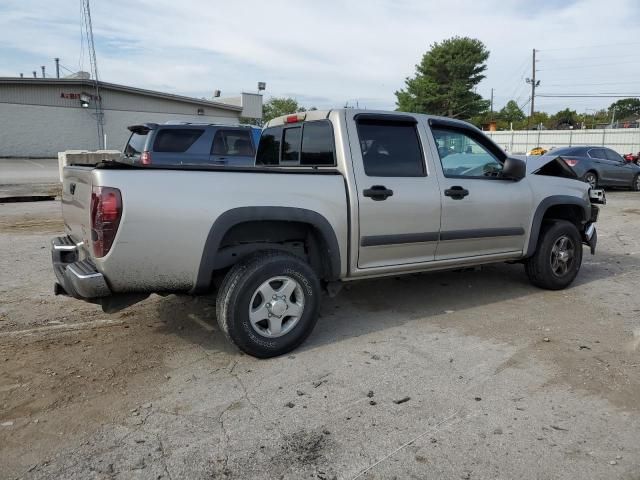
[525,220,583,290]
[216,251,321,358]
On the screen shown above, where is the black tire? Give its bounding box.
[632,174,640,192]
[216,250,321,358]
[583,171,598,189]
[525,220,583,290]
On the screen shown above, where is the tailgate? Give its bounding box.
[61,165,94,245]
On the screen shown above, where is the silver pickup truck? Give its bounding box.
[52,109,604,358]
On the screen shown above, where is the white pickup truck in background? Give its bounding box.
[52,109,603,357]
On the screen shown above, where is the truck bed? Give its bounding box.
[61,164,349,293]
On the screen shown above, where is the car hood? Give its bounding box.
[515,154,580,179]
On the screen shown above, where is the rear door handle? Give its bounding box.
[69,183,76,195]
[444,186,469,199]
[363,185,394,201]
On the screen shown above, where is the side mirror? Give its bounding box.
[502,157,526,181]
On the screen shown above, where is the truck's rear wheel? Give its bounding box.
[216,251,321,358]
[525,220,583,290]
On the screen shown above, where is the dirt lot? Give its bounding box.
[1,195,639,480]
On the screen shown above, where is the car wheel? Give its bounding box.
[583,172,598,189]
[525,220,583,290]
[632,174,640,192]
[216,250,321,358]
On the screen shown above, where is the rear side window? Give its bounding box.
[153,129,204,153]
[211,129,255,156]
[356,119,424,177]
[256,121,335,167]
[301,121,335,166]
[588,148,607,159]
[124,132,148,156]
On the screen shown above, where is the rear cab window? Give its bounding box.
[256,120,336,167]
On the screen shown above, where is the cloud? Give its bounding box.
[1,0,639,112]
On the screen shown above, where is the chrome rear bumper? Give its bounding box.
[51,236,111,300]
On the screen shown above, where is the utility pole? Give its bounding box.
[54,58,60,78]
[41,66,45,78]
[82,0,105,149]
[525,49,540,120]
[490,88,494,120]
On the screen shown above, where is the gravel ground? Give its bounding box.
[1,195,639,479]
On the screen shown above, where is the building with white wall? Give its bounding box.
[0,78,262,157]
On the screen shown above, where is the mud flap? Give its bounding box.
[585,229,597,255]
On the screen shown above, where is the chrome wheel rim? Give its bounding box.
[248,276,305,338]
[550,235,575,277]
[585,174,596,189]
[635,176,640,191]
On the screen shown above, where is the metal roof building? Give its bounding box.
[0,78,262,157]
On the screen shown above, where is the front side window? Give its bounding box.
[211,129,255,156]
[432,128,503,178]
[356,119,425,177]
[604,149,623,162]
[153,129,204,153]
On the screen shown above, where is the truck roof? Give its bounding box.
[265,108,476,130]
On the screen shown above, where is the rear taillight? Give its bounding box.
[564,159,579,167]
[140,151,152,165]
[90,186,122,258]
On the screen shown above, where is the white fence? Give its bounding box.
[485,129,640,155]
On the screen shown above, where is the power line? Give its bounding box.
[537,94,640,98]
[538,41,640,52]
[542,80,640,87]
[538,53,640,63]
[537,61,638,71]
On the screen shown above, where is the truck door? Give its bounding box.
[347,113,442,269]
[429,122,533,260]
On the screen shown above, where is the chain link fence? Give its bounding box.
[486,128,640,155]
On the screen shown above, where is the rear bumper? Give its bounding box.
[51,236,111,300]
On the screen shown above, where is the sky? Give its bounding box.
[1,0,639,114]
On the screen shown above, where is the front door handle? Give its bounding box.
[444,186,469,200]
[363,185,394,201]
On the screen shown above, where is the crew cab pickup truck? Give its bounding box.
[52,109,604,358]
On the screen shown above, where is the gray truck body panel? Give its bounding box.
[55,109,596,299]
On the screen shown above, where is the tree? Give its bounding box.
[550,108,578,129]
[609,98,640,120]
[498,100,526,124]
[395,36,490,119]
[240,96,308,127]
[263,97,306,123]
